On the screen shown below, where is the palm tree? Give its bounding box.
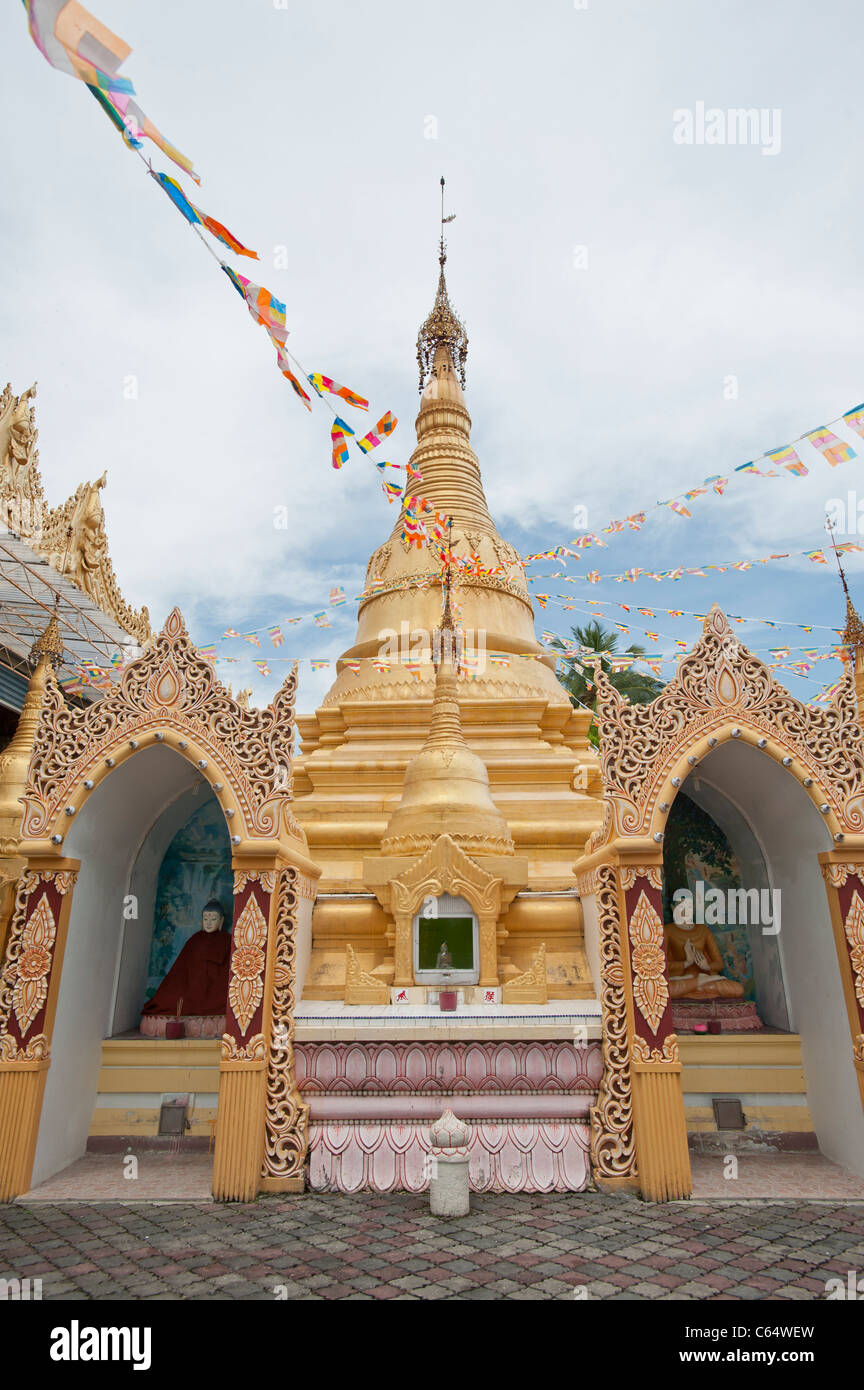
[553,620,665,746]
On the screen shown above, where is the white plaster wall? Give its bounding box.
[581,893,601,998]
[693,742,864,1174]
[295,893,314,1005]
[31,747,200,1188]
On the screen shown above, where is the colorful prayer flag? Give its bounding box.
[149,171,257,257]
[702,475,728,495]
[331,417,354,470]
[99,89,198,181]
[232,273,288,347]
[242,632,261,647]
[805,549,827,564]
[25,0,132,93]
[805,427,857,468]
[842,404,864,439]
[276,349,312,410]
[198,211,257,258]
[268,626,284,647]
[765,444,808,477]
[308,374,369,410]
[314,613,331,628]
[357,412,398,454]
[667,500,691,518]
[383,480,403,503]
[223,628,241,639]
[330,587,347,606]
[310,660,330,672]
[343,660,361,675]
[254,660,271,676]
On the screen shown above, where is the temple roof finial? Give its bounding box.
[826,516,864,650]
[29,600,64,671]
[416,177,468,392]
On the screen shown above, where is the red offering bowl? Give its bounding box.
[439,991,458,1013]
[166,1019,185,1039]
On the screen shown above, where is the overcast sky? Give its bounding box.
[3,0,863,710]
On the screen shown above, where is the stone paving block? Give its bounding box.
[3,1192,864,1301]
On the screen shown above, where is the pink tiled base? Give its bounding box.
[139,1014,225,1039]
[690,1153,864,1199]
[672,1000,762,1032]
[19,1153,214,1203]
[296,1040,603,1093]
[308,1119,591,1194]
[301,1041,597,1194]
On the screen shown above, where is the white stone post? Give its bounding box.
[428,1108,471,1217]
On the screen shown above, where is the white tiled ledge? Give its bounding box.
[294,999,602,1042]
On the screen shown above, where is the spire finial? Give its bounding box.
[433,517,462,671]
[826,516,864,651]
[29,597,64,672]
[417,180,468,391]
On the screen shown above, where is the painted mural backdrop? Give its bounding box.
[144,799,234,1001]
[662,792,756,1001]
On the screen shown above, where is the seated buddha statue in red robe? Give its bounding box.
[142,900,232,1019]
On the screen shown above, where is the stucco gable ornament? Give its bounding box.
[390,834,502,918]
[20,606,303,845]
[0,382,45,541]
[593,604,864,837]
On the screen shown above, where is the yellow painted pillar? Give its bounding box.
[213,852,318,1201]
[213,862,278,1202]
[0,863,79,1201]
[0,622,61,966]
[619,858,691,1201]
[820,855,864,1119]
[587,851,691,1202]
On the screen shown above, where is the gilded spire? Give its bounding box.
[29,607,64,671]
[0,612,61,851]
[416,178,468,391]
[844,594,864,651]
[827,518,864,713]
[381,620,514,855]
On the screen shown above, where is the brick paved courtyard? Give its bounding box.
[1,1193,862,1300]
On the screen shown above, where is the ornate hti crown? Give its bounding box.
[416,178,468,391]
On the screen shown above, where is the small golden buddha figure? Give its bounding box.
[664,895,745,1001]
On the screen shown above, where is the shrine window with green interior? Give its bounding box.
[414,893,479,985]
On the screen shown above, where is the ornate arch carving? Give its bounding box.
[19,607,303,848]
[594,605,864,840]
[376,834,503,987]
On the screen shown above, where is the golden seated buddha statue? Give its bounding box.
[664,899,745,1001]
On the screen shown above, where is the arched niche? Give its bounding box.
[32,744,209,1187]
[0,606,320,1204]
[663,778,789,1030]
[678,740,863,1173]
[112,780,233,1038]
[577,603,864,1200]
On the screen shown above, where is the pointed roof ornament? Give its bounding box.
[416,177,469,392]
[826,516,864,651]
[29,601,64,671]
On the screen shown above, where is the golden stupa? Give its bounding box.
[293,225,604,999]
